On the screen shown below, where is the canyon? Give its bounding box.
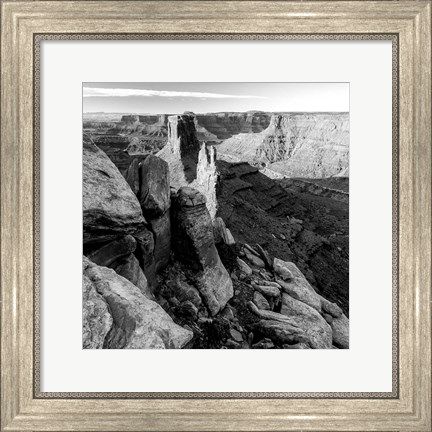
[83,112,349,349]
[84,111,349,180]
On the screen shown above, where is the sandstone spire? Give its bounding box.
[157,113,218,219]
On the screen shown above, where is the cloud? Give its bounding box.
[83,87,266,99]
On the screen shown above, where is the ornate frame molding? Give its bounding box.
[1,1,430,431]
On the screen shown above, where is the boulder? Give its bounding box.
[110,253,154,300]
[214,217,236,245]
[251,319,309,346]
[86,235,137,268]
[253,291,270,310]
[283,342,311,349]
[260,280,282,289]
[230,328,243,342]
[196,263,234,317]
[255,244,273,269]
[258,271,272,281]
[280,293,332,349]
[225,229,236,246]
[275,262,322,312]
[330,313,349,348]
[225,339,241,349]
[251,281,280,298]
[172,187,233,315]
[83,137,146,244]
[220,305,236,321]
[273,257,294,280]
[244,250,265,268]
[83,270,113,349]
[252,339,274,349]
[125,158,142,195]
[138,155,170,219]
[320,296,343,318]
[244,243,260,257]
[247,301,298,325]
[83,257,193,349]
[237,258,252,276]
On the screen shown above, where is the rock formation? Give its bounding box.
[82,112,349,350]
[86,235,137,267]
[83,136,146,245]
[195,111,271,140]
[148,212,171,272]
[157,114,218,219]
[217,113,349,178]
[110,253,154,300]
[172,187,233,315]
[121,115,141,123]
[138,155,170,218]
[137,155,172,272]
[242,252,348,349]
[133,227,157,289]
[84,111,272,149]
[83,263,113,349]
[275,261,322,311]
[279,177,349,203]
[83,257,193,349]
[280,294,333,349]
[213,217,236,246]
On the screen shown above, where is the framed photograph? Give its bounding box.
[1,1,431,431]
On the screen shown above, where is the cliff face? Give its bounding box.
[117,111,271,141]
[195,111,271,140]
[157,114,218,219]
[82,136,146,245]
[217,113,349,178]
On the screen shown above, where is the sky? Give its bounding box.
[83,82,349,114]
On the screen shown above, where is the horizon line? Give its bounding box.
[83,110,350,115]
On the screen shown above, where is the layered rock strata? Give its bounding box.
[157,114,218,219]
[172,187,233,315]
[83,136,146,245]
[195,111,271,139]
[216,159,349,315]
[217,113,349,178]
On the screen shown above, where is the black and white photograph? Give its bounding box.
[82,82,349,350]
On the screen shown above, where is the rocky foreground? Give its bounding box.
[83,114,349,349]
